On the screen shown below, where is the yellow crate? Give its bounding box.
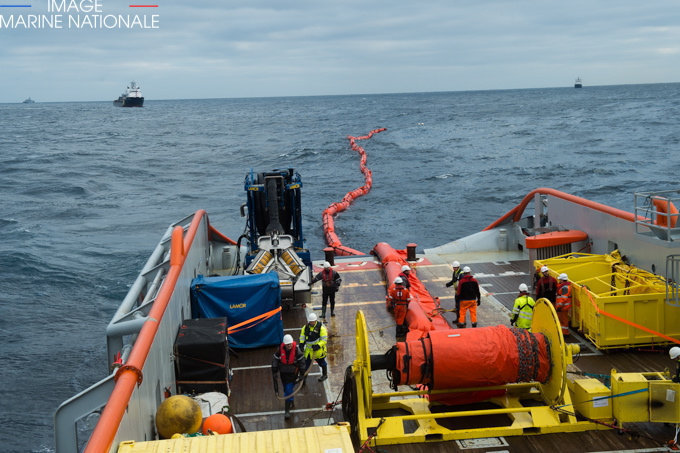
[650,381,680,424]
[610,371,650,423]
[536,252,679,349]
[570,378,612,420]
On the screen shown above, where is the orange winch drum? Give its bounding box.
[390,325,551,389]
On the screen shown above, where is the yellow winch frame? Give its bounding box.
[346,301,609,447]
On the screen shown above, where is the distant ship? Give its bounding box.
[574,77,583,88]
[22,97,35,104]
[113,81,144,107]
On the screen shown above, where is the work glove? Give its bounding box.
[477,299,481,306]
[445,282,452,288]
[272,375,279,394]
[312,344,320,351]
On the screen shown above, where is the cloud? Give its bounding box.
[1,0,679,102]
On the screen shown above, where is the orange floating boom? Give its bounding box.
[322,128,386,256]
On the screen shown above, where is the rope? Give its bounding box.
[358,417,386,453]
[322,128,387,256]
[273,364,314,401]
[550,401,668,446]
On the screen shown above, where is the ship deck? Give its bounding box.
[229,252,676,453]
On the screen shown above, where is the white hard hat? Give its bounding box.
[671,346,680,360]
[323,261,331,268]
[452,261,460,267]
[283,334,294,345]
[519,283,529,292]
[394,277,403,284]
[307,312,318,322]
[401,265,411,272]
[558,273,568,281]
[462,266,471,273]
[541,266,549,273]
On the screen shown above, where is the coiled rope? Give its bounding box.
[322,128,387,256]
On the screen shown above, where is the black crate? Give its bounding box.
[174,317,229,395]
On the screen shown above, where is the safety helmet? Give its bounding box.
[401,265,411,272]
[323,261,331,269]
[540,266,549,273]
[394,277,403,284]
[283,334,294,345]
[670,346,680,360]
[519,283,529,292]
[452,261,460,268]
[307,312,318,322]
[463,266,471,273]
[558,273,568,281]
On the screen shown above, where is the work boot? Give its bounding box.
[284,400,291,419]
[321,312,326,319]
[456,323,465,329]
[472,322,477,328]
[318,366,328,382]
[331,312,336,317]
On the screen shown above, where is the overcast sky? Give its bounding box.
[1,0,679,103]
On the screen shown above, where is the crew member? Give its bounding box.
[387,276,411,337]
[555,273,572,337]
[456,266,481,328]
[272,334,305,419]
[670,347,680,383]
[445,260,463,313]
[299,312,329,382]
[511,283,536,330]
[535,265,558,304]
[398,265,412,289]
[311,261,342,319]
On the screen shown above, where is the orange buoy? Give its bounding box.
[202,413,233,435]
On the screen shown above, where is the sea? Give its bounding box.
[1,83,679,452]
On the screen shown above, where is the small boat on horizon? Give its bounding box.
[22,97,35,104]
[113,81,144,107]
[574,77,583,88]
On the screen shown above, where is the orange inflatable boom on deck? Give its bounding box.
[372,242,449,339]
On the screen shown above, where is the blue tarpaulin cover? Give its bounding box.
[190,273,282,348]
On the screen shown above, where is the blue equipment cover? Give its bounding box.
[190,273,282,348]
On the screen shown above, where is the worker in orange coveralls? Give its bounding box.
[456,266,481,328]
[555,273,572,337]
[387,276,411,338]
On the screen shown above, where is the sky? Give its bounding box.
[1,0,679,103]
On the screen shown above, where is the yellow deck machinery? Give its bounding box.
[341,301,680,448]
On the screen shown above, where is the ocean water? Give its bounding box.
[1,83,679,452]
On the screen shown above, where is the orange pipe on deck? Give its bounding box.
[85,211,208,453]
